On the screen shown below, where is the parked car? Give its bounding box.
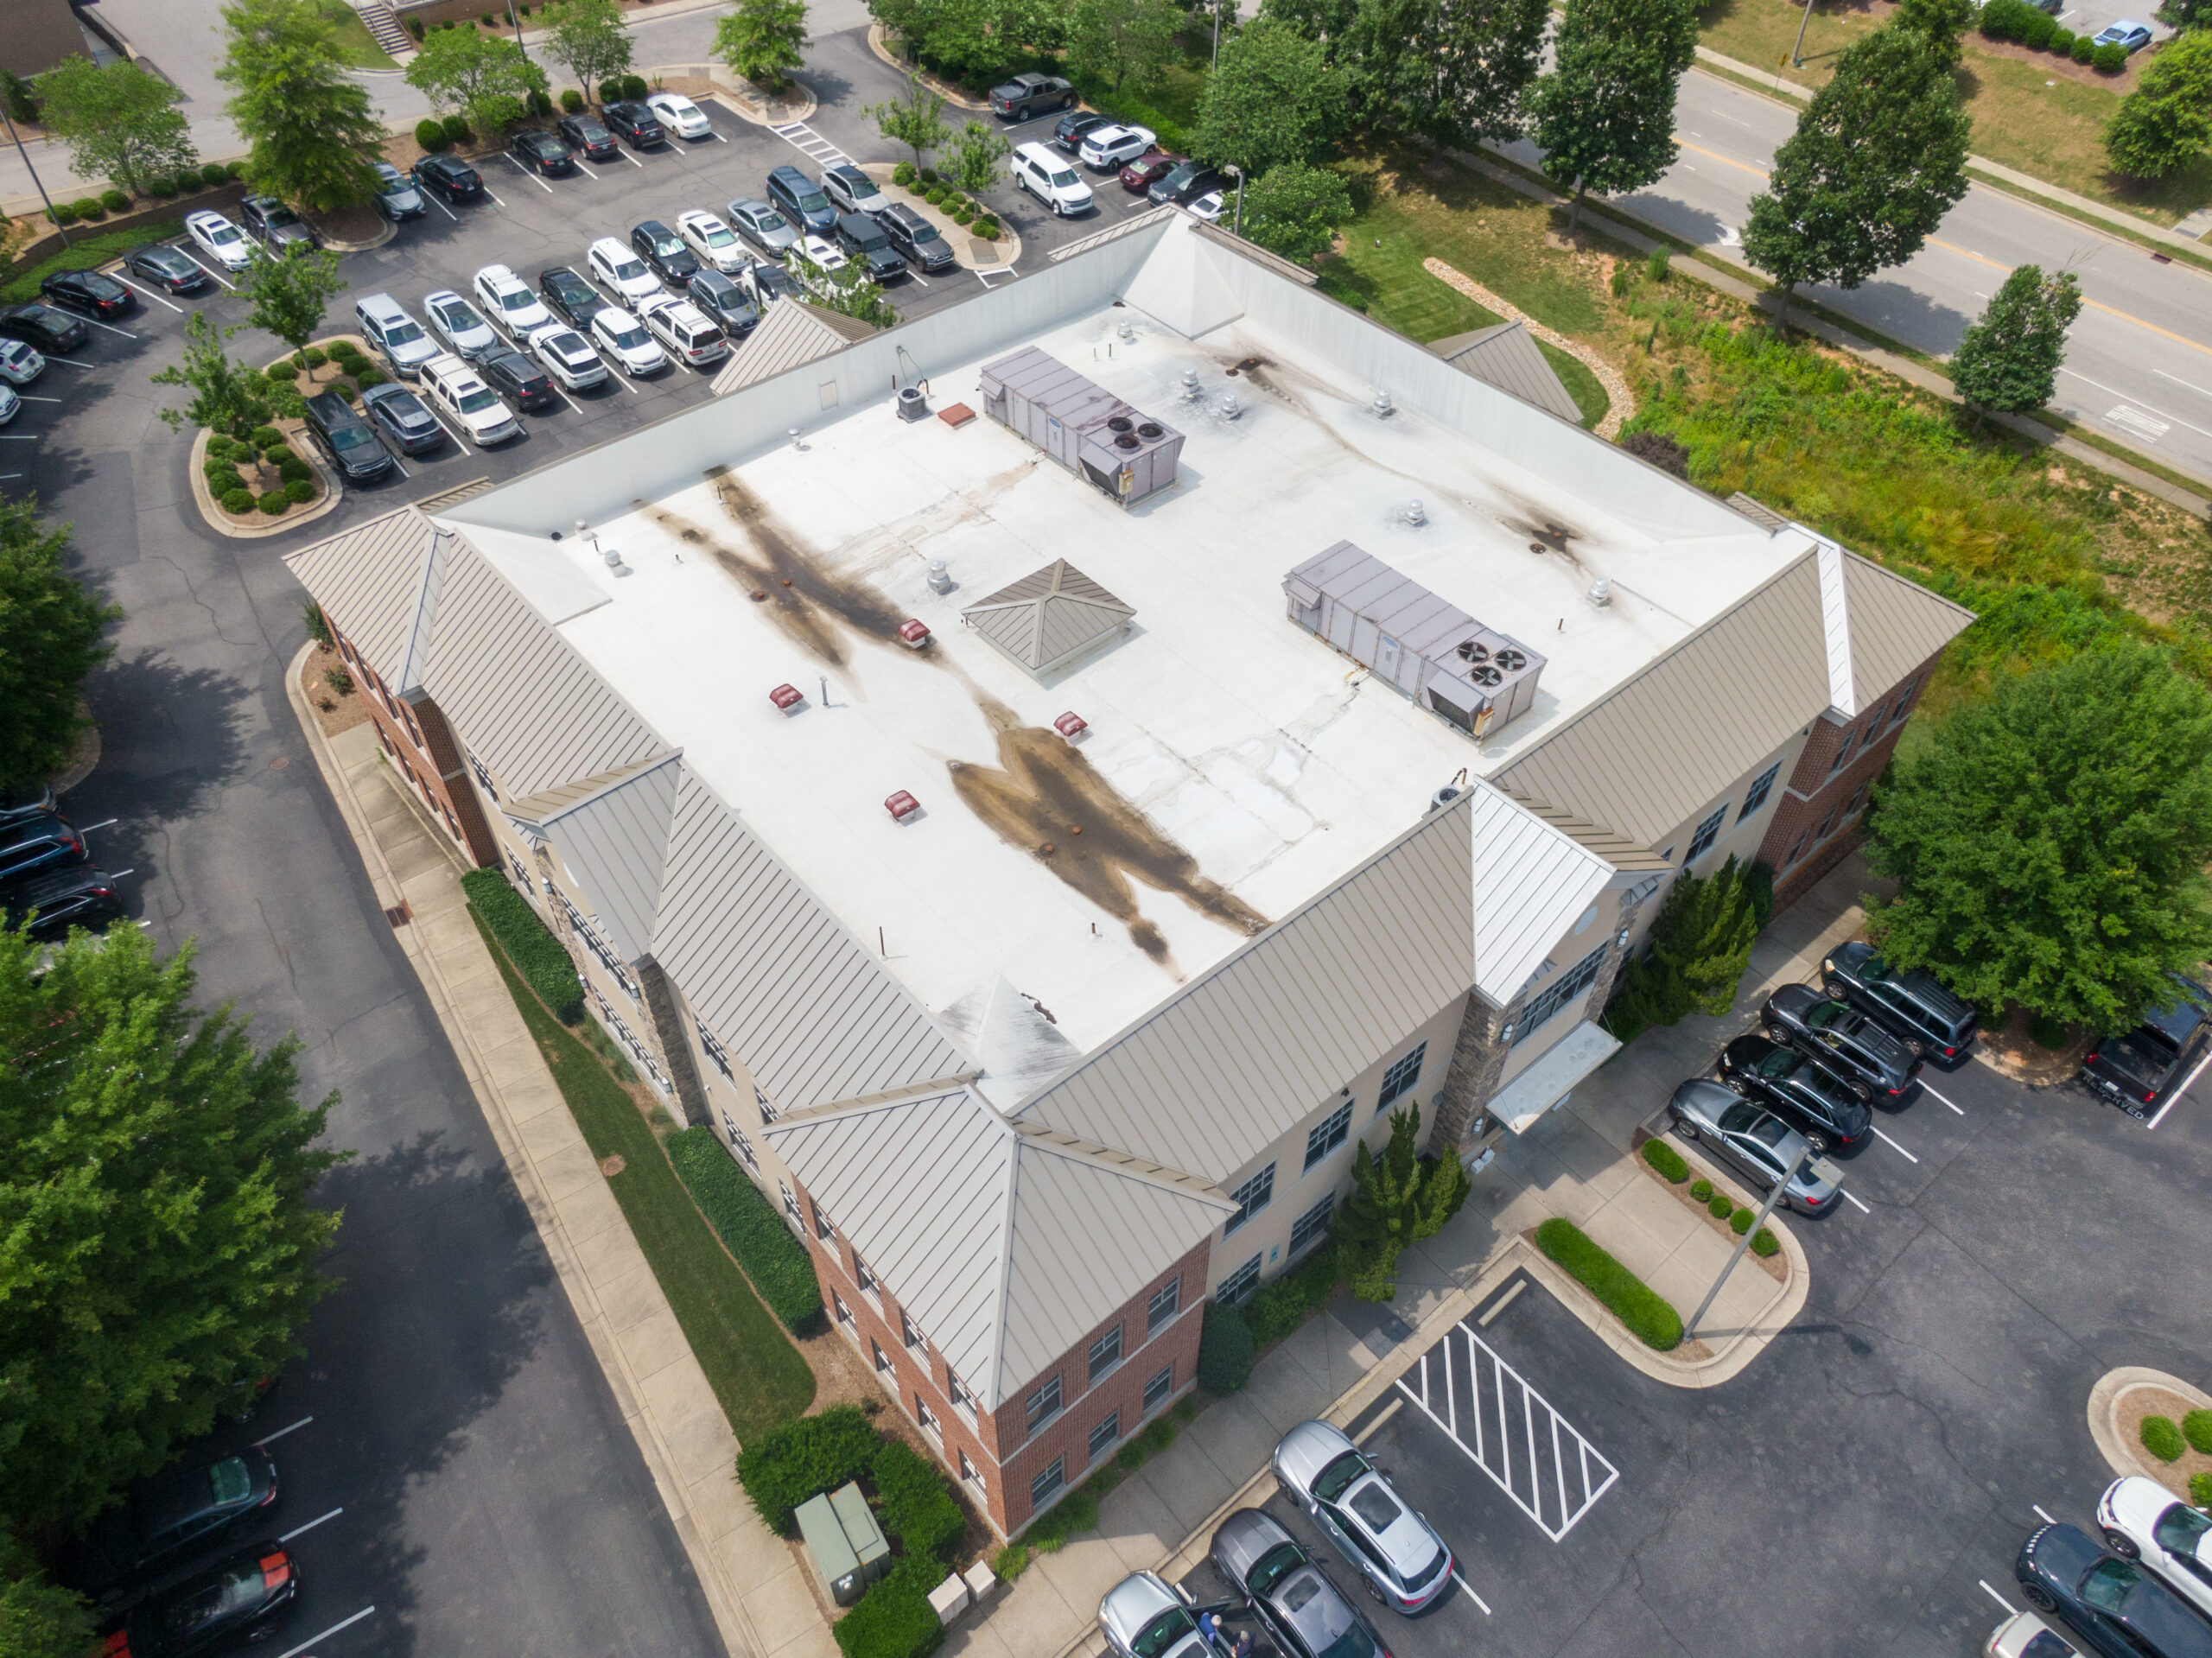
[537,264,607,330]
[510,128,575,176]
[735,259,794,309]
[418,353,521,445]
[1821,940,1978,1062]
[371,161,425,220]
[0,781,56,823]
[1213,1509,1388,1658]
[0,383,16,427]
[630,219,700,284]
[1079,124,1156,172]
[423,289,499,362]
[302,390,395,483]
[480,347,559,412]
[524,322,609,390]
[645,91,712,138]
[1716,1032,1872,1153]
[878,202,955,274]
[353,293,439,378]
[556,111,621,162]
[766,163,838,233]
[589,306,667,377]
[2098,1477,2212,1620]
[1271,1419,1451,1613]
[121,243,210,296]
[823,162,890,217]
[39,269,131,319]
[788,232,847,273]
[105,1541,299,1658]
[2016,1523,2212,1658]
[472,264,553,340]
[2093,19,2153,50]
[685,270,760,338]
[1987,1610,2082,1656]
[1119,149,1183,193]
[1097,1572,1216,1658]
[238,194,315,249]
[834,212,907,283]
[0,339,41,384]
[587,236,664,302]
[1185,190,1226,223]
[989,72,1075,120]
[0,811,86,886]
[66,1449,279,1599]
[1148,159,1225,206]
[1053,110,1112,153]
[184,210,254,272]
[1,862,124,939]
[359,381,443,453]
[0,303,88,353]
[635,293,727,368]
[677,209,750,274]
[728,197,800,257]
[2082,978,2209,1119]
[1665,1078,1842,1215]
[601,99,665,147]
[1761,983,1921,1102]
[1014,141,1095,217]
[411,154,483,205]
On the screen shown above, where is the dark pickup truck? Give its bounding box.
[2083,977,2210,1119]
[988,72,1075,120]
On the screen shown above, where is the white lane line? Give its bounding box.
[423,403,471,446]
[19,395,61,402]
[1980,1581,2018,1617]
[279,1507,342,1542]
[387,453,410,479]
[1872,1126,1920,1163]
[2148,1046,2212,1128]
[2059,365,2212,444]
[710,126,729,143]
[0,471,21,478]
[113,274,184,314]
[617,145,645,169]
[1452,1572,1491,1615]
[906,270,931,288]
[1917,1078,1964,1115]
[271,1605,373,1658]
[2152,367,2212,401]
[1839,1187,1872,1214]
[483,184,509,208]
[182,251,237,289]
[547,379,584,415]
[1353,1398,1401,1444]
[427,191,458,221]
[46,357,96,368]
[1477,1280,1525,1327]
[2035,1504,2058,1525]
[84,316,140,339]
[503,154,556,194]
[253,1414,314,1446]
[0,434,37,441]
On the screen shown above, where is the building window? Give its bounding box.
[873,1339,893,1375]
[753,1086,777,1123]
[1377,1042,1426,1114]
[1217,1253,1262,1306]
[1828,726,1859,774]
[916,1395,940,1443]
[1224,1163,1274,1236]
[1685,803,1728,863]
[781,1181,802,1226]
[467,752,499,801]
[591,987,671,1092]
[1147,1277,1180,1336]
[1143,1364,1173,1414]
[812,1203,835,1242]
[1862,699,1888,733]
[506,850,533,892]
[696,1021,733,1080]
[560,895,641,1000]
[1890,679,1918,725]
[832,1291,854,1331]
[1511,943,1608,1045]
[1784,826,1812,869]
[723,1114,758,1170]
[1025,1375,1063,1434]
[1088,1325,1122,1383]
[1303,1102,1352,1171]
[1288,1194,1334,1257]
[959,1450,982,1490]
[1845,781,1868,818]
[1738,763,1780,821]
[1031,1458,1065,1509]
[1814,802,1841,844]
[948,1369,976,1420]
[902,1313,927,1354]
[854,1255,877,1298]
[1088,1411,1121,1458]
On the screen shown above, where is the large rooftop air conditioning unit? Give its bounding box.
[977,346,1184,508]
[1283,541,1546,739]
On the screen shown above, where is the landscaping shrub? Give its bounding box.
[893,161,916,187]
[353,365,388,390]
[1977,0,2024,37]
[409,15,425,37]
[1641,1139,1689,1184]
[2194,1473,2212,1509]
[2094,41,2127,69]
[1690,1178,1714,1203]
[665,1127,824,1331]
[2071,33,2095,60]
[442,113,474,144]
[832,1554,944,1658]
[2048,28,2075,54]
[872,1439,964,1560]
[1707,1192,1733,1218]
[918,165,938,185]
[221,489,255,515]
[1139,1415,1175,1455]
[993,1543,1031,1582]
[562,87,584,111]
[1535,1217,1682,1350]
[207,435,236,460]
[1197,1299,1255,1394]
[1026,1480,1101,1552]
[2027,1011,2069,1050]
[203,162,232,187]
[47,202,78,226]
[277,454,311,481]
[1646,244,1672,283]
[257,490,289,516]
[1601,854,1764,1042]
[621,73,648,100]
[1730,1206,1754,1235]
[226,162,248,181]
[164,173,195,196]
[101,187,130,213]
[2183,1408,2212,1455]
[460,867,585,1021]
[72,199,105,222]
[1751,1227,1780,1258]
[599,77,624,102]
[284,478,315,504]
[203,461,235,489]
[144,175,178,200]
[529,89,553,116]
[734,1403,881,1534]
[416,118,450,151]
[301,346,328,369]
[950,204,974,225]
[1246,1238,1342,1347]
[2142,1415,2186,1462]
[2022,13,2056,48]
[251,424,285,448]
[974,217,1000,240]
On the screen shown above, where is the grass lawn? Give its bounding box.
[2,219,185,304]
[320,0,400,69]
[1694,0,2212,226]
[469,909,817,1441]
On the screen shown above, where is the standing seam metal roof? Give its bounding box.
[282,505,437,689]
[1840,550,1975,699]
[1428,321,1581,427]
[512,753,685,962]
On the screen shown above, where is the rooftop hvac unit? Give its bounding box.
[977,346,1184,507]
[1282,541,1546,739]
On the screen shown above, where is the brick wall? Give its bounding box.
[329,625,497,866]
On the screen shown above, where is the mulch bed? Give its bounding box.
[2115,1382,2212,1500]
[1636,1138,1787,1284]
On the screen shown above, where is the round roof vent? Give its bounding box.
[1136,422,1163,439]
[1114,432,1141,450]
[1107,415,1134,434]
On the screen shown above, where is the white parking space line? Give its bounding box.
[547,379,584,415]
[615,146,645,170]
[2035,1504,2058,1525]
[279,1507,342,1542]
[182,251,237,289]
[709,126,729,143]
[83,317,139,340]
[1917,1078,1964,1115]
[907,270,931,288]
[1980,1581,2018,1616]
[1352,1399,1399,1445]
[423,404,472,446]
[1839,1186,1872,1214]
[254,1414,314,1447]
[1477,1280,1525,1326]
[503,154,556,194]
[386,454,410,479]
[1452,1572,1491,1615]
[0,472,21,479]
[426,192,459,222]
[1872,1126,1919,1163]
[113,275,184,313]
[45,357,95,368]
[484,185,509,208]
[271,1605,373,1658]
[0,434,37,441]
[770,119,854,168]
[19,396,62,402]
[976,266,1016,289]
[2148,1046,2212,1128]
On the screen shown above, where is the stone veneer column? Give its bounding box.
[636,956,711,1128]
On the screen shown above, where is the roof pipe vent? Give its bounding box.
[1428,784,1463,813]
[925,559,953,594]
[1403,499,1426,526]
[1180,367,1202,401]
[1589,576,1612,607]
[1372,388,1395,418]
[1116,319,1135,342]
[1217,391,1242,420]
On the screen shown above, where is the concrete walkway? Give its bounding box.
[288,648,832,1658]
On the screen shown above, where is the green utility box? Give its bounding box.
[830,1481,891,1587]
[795,1482,891,1607]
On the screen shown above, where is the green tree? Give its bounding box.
[1600,855,1764,1040]
[1741,25,1970,319]
[218,0,383,211]
[865,76,951,168]
[0,69,40,126]
[539,0,634,104]
[1196,20,1349,174]
[0,502,118,790]
[150,310,274,436]
[715,0,810,90]
[405,26,547,135]
[244,240,348,367]
[2160,0,2212,29]
[2104,31,2212,177]
[1528,0,1695,232]
[1340,0,1553,147]
[1332,1104,1470,1302]
[1066,0,1182,92]
[1894,0,1976,59]
[0,1534,94,1658]
[1950,264,2082,416]
[0,924,346,1529]
[1240,161,1353,260]
[1864,644,2212,1032]
[791,249,899,328]
[32,57,197,199]
[946,117,1011,194]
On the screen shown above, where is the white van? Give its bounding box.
[1013,142,1094,217]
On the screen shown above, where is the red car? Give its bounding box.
[1119,149,1184,194]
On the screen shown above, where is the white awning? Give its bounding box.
[1488,1019,1620,1134]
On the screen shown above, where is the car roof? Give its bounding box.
[358,291,410,316]
[1274,1418,1355,1487]
[769,163,810,182]
[10,863,109,902]
[691,268,740,291]
[304,389,358,416]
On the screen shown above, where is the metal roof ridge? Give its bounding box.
[1494,786,1670,872]
[1007,1121,1236,1209]
[501,748,683,828]
[759,1071,986,1132]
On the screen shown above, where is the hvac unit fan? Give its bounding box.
[1456,640,1490,664]
[1470,664,1503,688]
[1493,648,1528,672]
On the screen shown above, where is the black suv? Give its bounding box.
[2083,977,2210,1119]
[411,154,482,204]
[1716,1033,1872,1153]
[1760,983,1921,1102]
[302,391,394,484]
[2,863,123,939]
[630,219,699,283]
[480,347,557,412]
[511,129,575,175]
[1053,110,1110,153]
[0,810,86,886]
[834,212,907,283]
[66,1450,280,1600]
[0,302,89,353]
[765,163,836,233]
[878,203,955,274]
[988,73,1075,119]
[111,1540,300,1657]
[1148,159,1225,205]
[1821,940,1978,1063]
[686,270,760,337]
[2015,1523,2212,1658]
[41,269,133,318]
[601,99,665,147]
[538,265,607,329]
[556,111,620,162]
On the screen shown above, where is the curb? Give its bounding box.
[865,26,993,109]
[188,426,343,540]
[2086,1366,2212,1497]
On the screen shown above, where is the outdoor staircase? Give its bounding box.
[355,0,415,60]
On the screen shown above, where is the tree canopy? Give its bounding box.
[0,924,346,1529]
[0,502,117,791]
[32,57,197,198]
[217,0,383,211]
[539,0,635,104]
[1950,264,2082,415]
[1066,0,1182,92]
[1332,1103,1470,1301]
[1338,0,1550,147]
[2104,31,2212,177]
[406,27,547,135]
[0,1534,92,1658]
[1240,161,1354,261]
[715,0,810,90]
[150,311,274,436]
[1196,20,1348,174]
[1864,643,2212,1032]
[946,116,1011,193]
[865,76,951,167]
[1529,0,1696,230]
[245,240,349,361]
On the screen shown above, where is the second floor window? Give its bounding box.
[781,1181,802,1226]
[901,1312,925,1353]
[854,1255,877,1296]
[812,1202,835,1242]
[468,752,499,800]
[1512,943,1608,1046]
[723,1115,757,1170]
[1088,1325,1122,1382]
[1685,803,1728,863]
[1377,1042,1426,1113]
[1025,1374,1063,1433]
[696,1021,733,1080]
[1224,1163,1274,1236]
[1739,763,1780,821]
[1147,1277,1180,1335]
[1828,726,1859,774]
[872,1339,893,1375]
[1303,1102,1351,1171]
[948,1369,976,1420]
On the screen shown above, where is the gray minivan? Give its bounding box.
[354,293,439,379]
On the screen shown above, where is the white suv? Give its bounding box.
[590,306,667,377]
[1013,142,1093,217]
[677,210,750,274]
[472,264,552,339]
[524,323,608,391]
[587,236,664,302]
[637,294,728,368]
[1078,124,1155,172]
[419,353,520,445]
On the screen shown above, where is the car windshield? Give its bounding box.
[456,386,500,414]
[650,231,682,253]
[754,267,792,298]
[161,1561,264,1641]
[1050,168,1078,187]
[1346,1480,1402,1534]
[383,319,423,346]
[910,220,942,244]
[1247,1541,1305,1598]
[2081,1558,2145,1614]
[329,425,372,449]
[207,1458,251,1505]
[1310,1449,1368,1503]
[793,185,829,209]
[605,323,646,348]
[208,225,241,245]
[436,301,483,330]
[264,206,300,226]
[611,257,646,280]
[702,225,736,246]
[2155,1503,2211,1558]
[1130,1608,1197,1658]
[496,289,531,311]
[755,208,787,230]
[1756,1049,1796,1080]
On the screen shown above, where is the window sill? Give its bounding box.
[1087,1357,1122,1388]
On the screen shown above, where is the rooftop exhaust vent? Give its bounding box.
[770,683,804,711]
[963,560,1135,680]
[976,346,1184,507]
[885,791,921,822]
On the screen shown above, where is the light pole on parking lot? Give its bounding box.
[1682,1145,1812,1343]
[508,0,533,65]
[2,105,68,247]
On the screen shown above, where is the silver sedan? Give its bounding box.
[1098,1570,1213,1658]
[1271,1420,1451,1613]
[1666,1077,1842,1216]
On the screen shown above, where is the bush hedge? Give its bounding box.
[1750,1227,1779,1258]
[416,118,449,151]
[2194,1472,2212,1509]
[2183,1408,2212,1455]
[893,161,916,187]
[1730,1206,1754,1235]
[1198,1299,1255,1394]
[1535,1217,1682,1350]
[600,76,625,102]
[563,87,585,111]
[250,424,284,448]
[666,1127,825,1331]
[1640,1139,1689,1184]
[442,113,474,144]
[72,199,105,222]
[872,1439,965,1560]
[2094,41,2126,69]
[257,490,289,515]
[101,188,130,213]
[265,359,300,381]
[1707,1192,1733,1218]
[47,202,78,226]
[221,488,255,515]
[2142,1414,2187,1462]
[1690,1178,1713,1203]
[285,478,315,504]
[735,1404,882,1534]
[460,867,585,1021]
[833,1555,944,1658]
[202,162,232,188]
[354,365,388,390]
[622,73,648,100]
[1247,1238,1343,1348]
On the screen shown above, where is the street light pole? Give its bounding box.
[1,104,70,247]
[1788,0,1816,67]
[1225,163,1245,236]
[508,0,533,65]
[1683,1147,1811,1343]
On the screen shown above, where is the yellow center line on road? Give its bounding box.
[1676,139,1769,179]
